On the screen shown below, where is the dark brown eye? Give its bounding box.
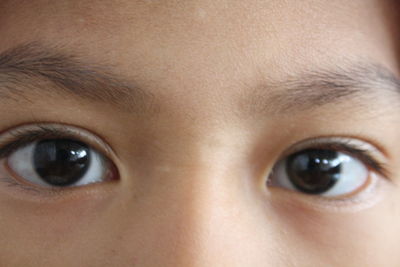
[7,138,115,188]
[286,149,341,194]
[33,139,91,186]
[269,148,369,197]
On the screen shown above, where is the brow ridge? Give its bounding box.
[0,42,156,114]
[0,43,399,118]
[246,63,400,116]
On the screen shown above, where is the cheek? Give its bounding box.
[270,195,400,265]
[0,186,117,264]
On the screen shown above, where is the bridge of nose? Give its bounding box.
[109,143,285,267]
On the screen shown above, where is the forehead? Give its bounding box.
[0,0,398,103]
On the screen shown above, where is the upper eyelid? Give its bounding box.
[273,136,389,177]
[0,123,117,161]
[277,136,385,159]
[0,125,388,175]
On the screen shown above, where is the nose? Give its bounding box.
[113,150,286,267]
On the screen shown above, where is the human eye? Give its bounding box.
[267,137,388,199]
[0,124,118,191]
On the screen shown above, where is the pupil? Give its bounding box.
[286,149,342,194]
[33,139,91,186]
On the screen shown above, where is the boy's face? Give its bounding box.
[0,0,399,266]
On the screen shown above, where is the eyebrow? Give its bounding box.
[245,63,400,116]
[0,42,399,117]
[0,42,156,114]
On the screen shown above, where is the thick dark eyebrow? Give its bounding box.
[0,42,399,118]
[0,42,156,114]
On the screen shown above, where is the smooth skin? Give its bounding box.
[0,0,399,266]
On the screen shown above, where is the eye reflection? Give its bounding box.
[286,149,343,194]
[33,139,92,186]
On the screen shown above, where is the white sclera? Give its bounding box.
[7,141,107,187]
[271,152,369,197]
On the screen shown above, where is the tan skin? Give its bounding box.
[0,0,399,266]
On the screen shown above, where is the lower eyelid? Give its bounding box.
[0,174,115,202]
[268,173,388,213]
[0,159,48,194]
[2,159,55,191]
[0,160,114,201]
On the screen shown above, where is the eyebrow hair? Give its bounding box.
[244,63,400,116]
[0,42,156,114]
[0,42,399,118]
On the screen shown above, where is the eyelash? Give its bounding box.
[276,140,389,179]
[0,125,107,159]
[0,128,389,172]
[0,125,115,195]
[0,125,389,197]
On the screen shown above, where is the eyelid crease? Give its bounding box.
[275,137,390,180]
[308,143,388,179]
[0,124,116,161]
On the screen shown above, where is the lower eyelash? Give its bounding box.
[0,171,92,198]
[0,176,44,193]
